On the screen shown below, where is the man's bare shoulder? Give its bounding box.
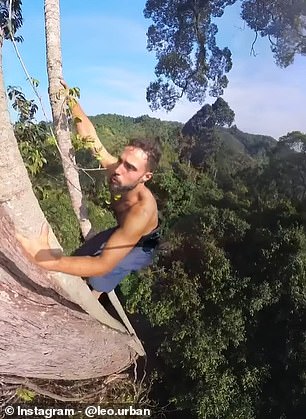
[131,187,158,233]
[138,186,158,213]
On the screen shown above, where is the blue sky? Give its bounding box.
[3,0,306,139]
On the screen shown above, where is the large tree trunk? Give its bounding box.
[0,39,140,378]
[44,0,93,240]
[0,207,135,380]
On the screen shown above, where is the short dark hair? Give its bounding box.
[127,137,162,172]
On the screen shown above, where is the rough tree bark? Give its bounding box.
[0,207,136,380]
[44,0,93,239]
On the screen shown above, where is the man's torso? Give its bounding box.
[110,187,158,236]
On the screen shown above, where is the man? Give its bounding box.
[16,83,161,299]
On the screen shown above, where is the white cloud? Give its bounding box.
[222,55,306,138]
[223,83,305,138]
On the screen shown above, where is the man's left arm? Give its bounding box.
[16,207,151,277]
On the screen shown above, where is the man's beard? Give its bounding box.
[110,183,137,193]
[109,178,142,194]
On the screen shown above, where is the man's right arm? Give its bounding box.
[65,83,118,169]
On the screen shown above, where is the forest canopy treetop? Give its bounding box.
[144,0,234,111]
[144,0,306,110]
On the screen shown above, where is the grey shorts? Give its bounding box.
[72,227,155,293]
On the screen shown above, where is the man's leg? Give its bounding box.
[88,246,155,293]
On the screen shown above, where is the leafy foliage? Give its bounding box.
[144,0,234,110]
[123,157,306,418]
[38,188,82,254]
[182,98,235,136]
[241,0,306,67]
[144,0,306,109]
[7,85,38,122]
[0,0,23,42]
[7,86,50,176]
[16,388,36,402]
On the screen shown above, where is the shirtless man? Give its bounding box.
[16,84,161,298]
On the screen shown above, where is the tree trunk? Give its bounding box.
[0,39,139,379]
[44,0,93,240]
[0,207,136,380]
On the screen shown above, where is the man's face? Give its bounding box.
[109,146,153,193]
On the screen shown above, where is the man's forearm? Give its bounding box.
[50,255,108,277]
[69,100,108,159]
[70,101,98,140]
[67,92,116,167]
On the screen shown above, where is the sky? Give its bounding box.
[3,0,306,139]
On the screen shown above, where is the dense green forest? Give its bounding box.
[14,104,306,418]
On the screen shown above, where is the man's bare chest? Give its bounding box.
[110,198,136,224]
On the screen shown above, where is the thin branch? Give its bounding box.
[250,31,258,56]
